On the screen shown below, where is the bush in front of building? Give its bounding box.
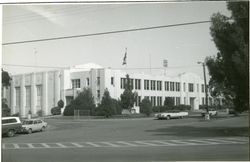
[63,105,75,116]
[112,99,122,115]
[37,110,44,117]
[57,100,64,108]
[139,98,152,117]
[2,98,10,117]
[51,107,61,115]
[96,89,115,118]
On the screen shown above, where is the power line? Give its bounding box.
[2,20,211,45]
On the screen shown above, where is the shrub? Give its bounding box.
[140,98,152,117]
[51,106,61,115]
[37,110,44,117]
[57,100,64,108]
[63,105,74,116]
[2,98,10,117]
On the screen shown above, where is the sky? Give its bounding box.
[1,1,231,78]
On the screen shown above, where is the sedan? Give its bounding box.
[21,119,48,134]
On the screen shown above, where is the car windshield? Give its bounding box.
[22,120,33,125]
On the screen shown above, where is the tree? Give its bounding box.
[2,69,11,87]
[140,98,152,117]
[71,88,96,115]
[164,97,175,107]
[2,98,10,117]
[97,89,115,117]
[120,74,137,112]
[57,100,64,108]
[207,1,248,112]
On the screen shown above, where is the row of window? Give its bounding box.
[15,85,42,108]
[73,77,206,94]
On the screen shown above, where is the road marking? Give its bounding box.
[27,144,35,148]
[187,139,218,145]
[85,142,101,147]
[3,137,248,150]
[151,140,178,146]
[115,141,137,147]
[13,144,20,149]
[134,141,159,146]
[41,143,50,148]
[169,140,197,145]
[56,143,67,148]
[71,143,84,148]
[99,142,120,147]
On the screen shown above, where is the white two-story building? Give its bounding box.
[3,63,219,117]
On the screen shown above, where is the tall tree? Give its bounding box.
[2,69,11,87]
[207,1,248,112]
[71,88,96,115]
[98,89,115,118]
[120,74,137,111]
[140,98,152,117]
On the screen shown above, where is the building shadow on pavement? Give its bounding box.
[145,126,249,137]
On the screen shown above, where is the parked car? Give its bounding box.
[201,109,218,117]
[2,117,22,137]
[156,111,189,120]
[21,119,48,134]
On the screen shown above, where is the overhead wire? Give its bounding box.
[2,20,212,45]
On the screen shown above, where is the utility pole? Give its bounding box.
[198,61,209,119]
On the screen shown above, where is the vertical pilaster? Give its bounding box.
[42,72,48,116]
[55,71,60,104]
[20,75,26,117]
[10,79,15,114]
[31,73,37,115]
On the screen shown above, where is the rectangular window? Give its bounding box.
[86,78,90,86]
[202,97,205,105]
[188,83,194,92]
[130,79,134,89]
[157,96,162,106]
[176,82,180,91]
[97,77,100,86]
[72,79,80,88]
[144,80,150,90]
[170,82,174,91]
[201,84,205,93]
[36,85,42,107]
[197,84,199,92]
[97,90,100,99]
[111,77,114,85]
[176,97,180,105]
[151,80,156,90]
[25,86,31,108]
[121,78,126,89]
[184,97,186,105]
[157,81,162,91]
[183,83,186,92]
[166,81,169,91]
[15,87,21,108]
[138,79,141,90]
[135,96,141,106]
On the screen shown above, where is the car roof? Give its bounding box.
[2,117,20,120]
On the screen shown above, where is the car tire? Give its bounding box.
[41,126,46,132]
[166,115,171,120]
[28,128,32,134]
[7,130,15,137]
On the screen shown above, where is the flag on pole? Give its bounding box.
[122,48,127,65]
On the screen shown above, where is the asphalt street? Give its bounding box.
[2,115,249,162]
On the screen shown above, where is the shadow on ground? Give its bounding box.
[146,126,249,137]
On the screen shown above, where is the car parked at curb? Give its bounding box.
[201,109,218,117]
[2,117,22,137]
[21,119,48,134]
[156,111,189,120]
